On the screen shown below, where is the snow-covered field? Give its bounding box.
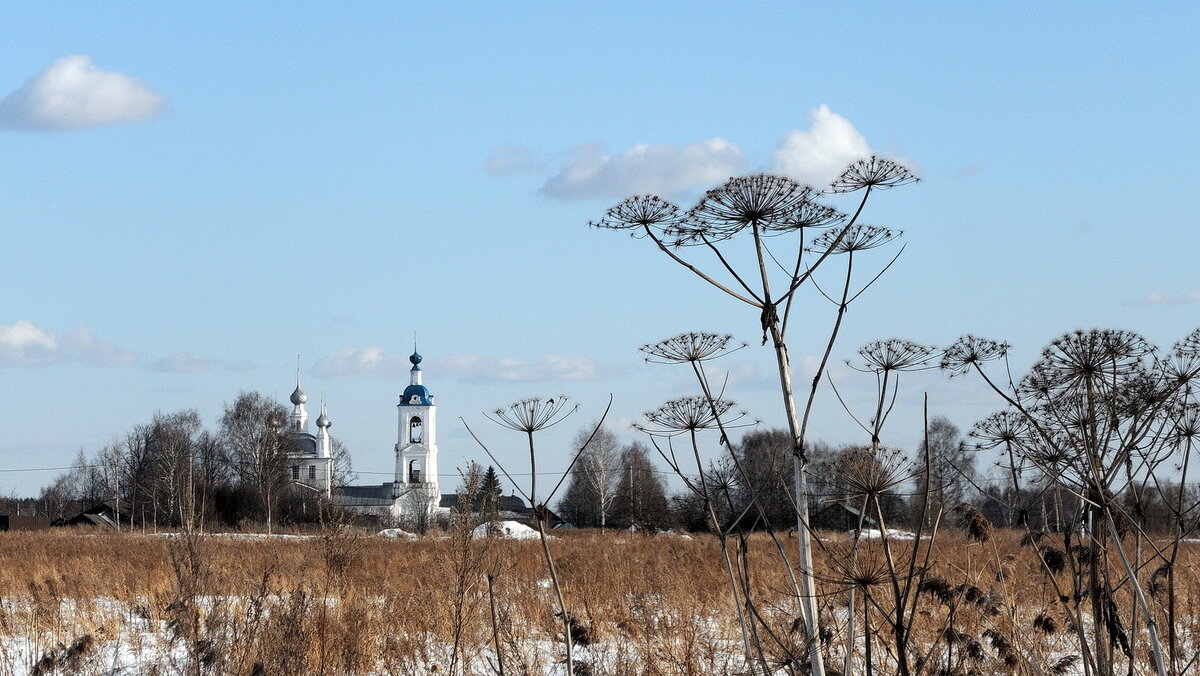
[2,528,1190,676]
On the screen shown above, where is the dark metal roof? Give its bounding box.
[335,483,396,506]
[333,485,539,517]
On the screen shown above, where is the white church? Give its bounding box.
[284,348,529,524]
[283,370,335,497]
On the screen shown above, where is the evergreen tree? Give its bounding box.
[475,465,503,526]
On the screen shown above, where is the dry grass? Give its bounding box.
[1,527,1197,675]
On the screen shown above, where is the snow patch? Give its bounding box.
[858,528,920,540]
[149,532,316,540]
[378,528,418,539]
[473,520,540,539]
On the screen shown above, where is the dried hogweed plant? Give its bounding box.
[463,395,610,676]
[591,157,918,676]
[640,333,816,672]
[939,327,1200,676]
[636,394,778,672]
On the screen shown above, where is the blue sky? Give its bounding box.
[2,3,1197,497]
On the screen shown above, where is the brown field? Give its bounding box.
[1,527,1198,675]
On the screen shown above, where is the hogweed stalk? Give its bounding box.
[592,157,918,676]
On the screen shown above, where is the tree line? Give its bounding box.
[35,391,352,530]
[557,416,1197,537]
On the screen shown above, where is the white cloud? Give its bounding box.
[540,138,745,200]
[771,105,873,187]
[147,353,255,373]
[0,55,168,131]
[1140,289,1200,305]
[0,320,134,367]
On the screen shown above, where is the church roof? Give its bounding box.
[335,484,395,507]
[332,485,540,517]
[400,384,433,406]
[437,494,531,512]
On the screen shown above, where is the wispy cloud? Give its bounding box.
[0,55,168,131]
[313,347,410,380]
[1139,289,1200,305]
[485,145,545,175]
[147,353,255,373]
[771,105,873,187]
[312,346,601,383]
[539,138,745,200]
[954,163,983,178]
[0,320,134,367]
[441,353,600,383]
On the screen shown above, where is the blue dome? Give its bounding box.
[401,384,433,406]
[410,351,422,367]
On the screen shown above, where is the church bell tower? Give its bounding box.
[393,350,439,503]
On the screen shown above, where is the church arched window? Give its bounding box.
[409,416,423,444]
[409,459,423,484]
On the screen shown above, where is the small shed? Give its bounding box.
[53,500,131,529]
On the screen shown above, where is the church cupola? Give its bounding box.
[400,351,434,406]
[289,367,309,433]
[316,401,332,459]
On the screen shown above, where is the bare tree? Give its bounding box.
[148,410,202,528]
[557,424,622,530]
[733,429,796,530]
[193,430,227,532]
[400,487,435,535]
[330,437,355,488]
[40,452,89,520]
[220,391,290,533]
[914,415,972,526]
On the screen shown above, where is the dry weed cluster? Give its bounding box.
[2,526,1197,675]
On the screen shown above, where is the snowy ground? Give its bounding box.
[0,594,747,676]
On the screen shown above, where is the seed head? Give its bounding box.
[854,339,937,373]
[589,195,683,237]
[637,396,749,437]
[828,156,919,193]
[639,332,743,364]
[940,335,1010,376]
[808,224,901,255]
[672,174,821,243]
[487,396,576,433]
[968,411,1028,450]
[832,446,913,499]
